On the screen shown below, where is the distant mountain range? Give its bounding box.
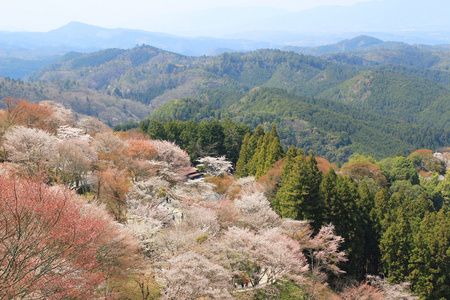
[0,22,275,58]
[1,0,450,79]
[1,40,449,163]
[1,20,450,80]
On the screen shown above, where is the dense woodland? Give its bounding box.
[2,38,450,164]
[0,98,449,299]
[0,36,450,299]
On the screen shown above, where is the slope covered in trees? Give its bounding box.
[0,42,449,163]
[145,88,450,165]
[319,70,450,128]
[1,98,449,299]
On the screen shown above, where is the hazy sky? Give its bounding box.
[1,0,377,33]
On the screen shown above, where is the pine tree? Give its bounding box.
[264,124,284,175]
[273,148,323,228]
[236,124,283,179]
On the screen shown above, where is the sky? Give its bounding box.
[0,0,378,33]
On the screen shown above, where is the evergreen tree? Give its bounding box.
[273,148,323,229]
[304,151,323,230]
[320,168,338,223]
[358,181,381,275]
[272,149,303,219]
[235,133,251,177]
[264,124,284,175]
[380,206,412,283]
[236,124,283,179]
[146,120,166,140]
[333,176,365,277]
[408,210,450,299]
[373,188,391,232]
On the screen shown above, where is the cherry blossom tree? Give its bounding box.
[216,227,308,287]
[3,125,58,171]
[339,281,385,300]
[0,174,110,299]
[303,224,348,297]
[124,139,158,180]
[53,139,96,189]
[197,156,233,176]
[39,100,75,129]
[95,167,131,222]
[365,275,419,300]
[93,131,126,163]
[56,125,92,142]
[126,178,173,258]
[153,226,207,262]
[151,140,190,172]
[158,252,232,300]
[173,178,218,202]
[234,190,280,231]
[76,116,110,135]
[184,205,220,236]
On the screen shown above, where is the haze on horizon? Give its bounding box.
[1,0,380,34]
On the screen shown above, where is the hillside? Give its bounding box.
[3,100,445,299]
[24,46,362,107]
[0,77,150,125]
[146,88,450,164]
[0,44,447,162]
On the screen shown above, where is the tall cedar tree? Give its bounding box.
[273,148,324,230]
[380,205,412,283]
[272,146,302,219]
[357,181,381,275]
[235,124,283,178]
[331,176,365,277]
[408,210,450,299]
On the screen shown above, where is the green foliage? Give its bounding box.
[380,206,413,283]
[320,70,450,129]
[235,124,284,178]
[273,148,324,230]
[15,46,450,165]
[113,122,139,132]
[142,118,249,165]
[408,210,450,299]
[252,279,306,299]
[69,48,126,69]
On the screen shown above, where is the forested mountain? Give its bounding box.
[144,88,450,164]
[4,99,448,299]
[0,77,150,125]
[319,70,450,128]
[1,42,449,163]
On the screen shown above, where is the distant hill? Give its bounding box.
[319,70,450,129]
[283,35,402,55]
[4,44,447,163]
[0,22,275,58]
[21,45,450,128]
[146,88,450,164]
